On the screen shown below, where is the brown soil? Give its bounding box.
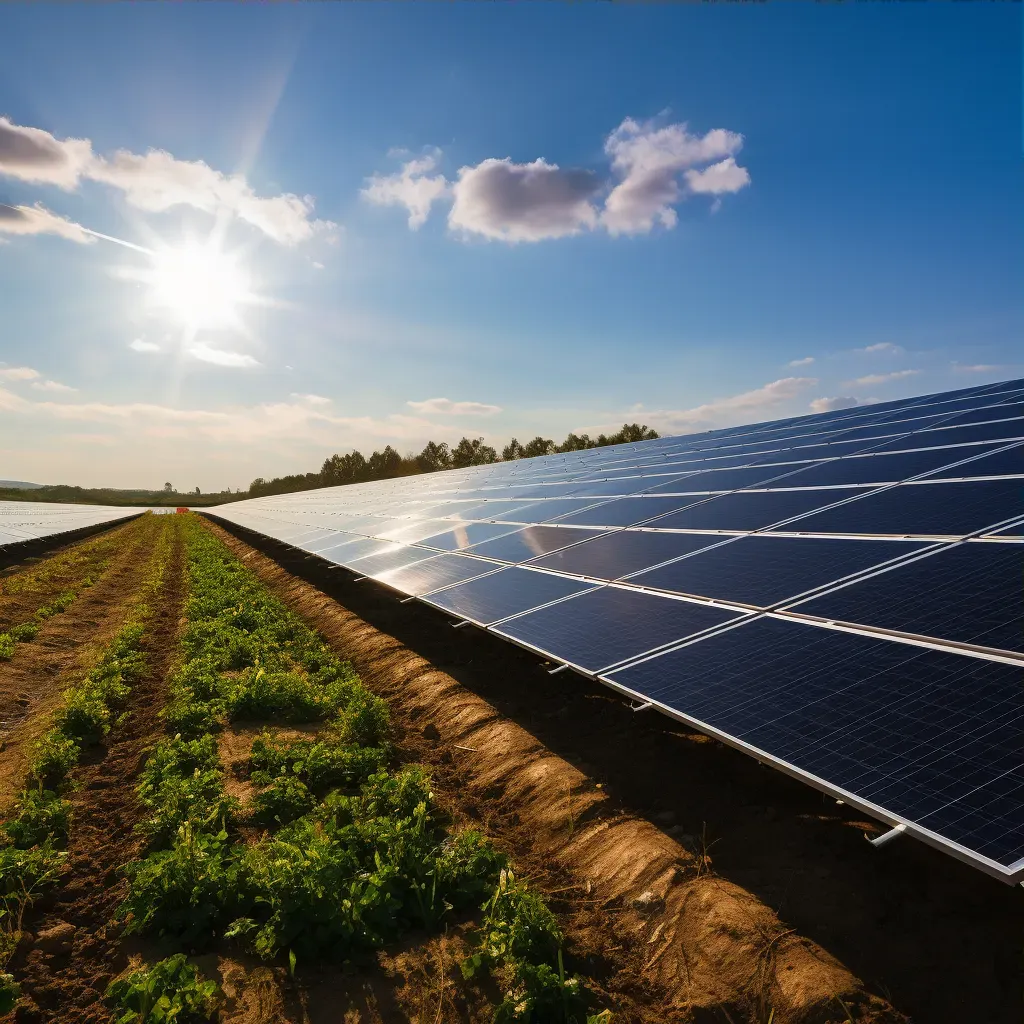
[0,517,169,812]
[201,520,931,1024]
[3,521,186,1023]
[0,523,130,633]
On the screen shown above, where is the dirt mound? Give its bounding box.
[206,521,905,1024]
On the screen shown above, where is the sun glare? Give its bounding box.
[148,241,252,330]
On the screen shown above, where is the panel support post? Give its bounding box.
[868,823,907,848]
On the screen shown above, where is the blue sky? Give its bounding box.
[0,3,1020,490]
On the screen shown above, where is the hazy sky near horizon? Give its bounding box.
[0,3,1020,490]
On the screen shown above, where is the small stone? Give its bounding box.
[631,890,665,914]
[35,921,75,954]
[422,723,440,742]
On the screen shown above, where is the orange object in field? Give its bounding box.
[176,507,189,514]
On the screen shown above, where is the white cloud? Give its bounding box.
[0,117,334,246]
[951,362,1003,374]
[368,115,750,243]
[30,380,76,393]
[683,157,751,196]
[789,356,815,368]
[0,117,93,189]
[0,366,41,381]
[187,343,261,368]
[810,396,861,413]
[88,149,330,246]
[849,369,920,386]
[448,158,600,242]
[290,393,331,405]
[361,151,451,230]
[0,385,451,449]
[129,339,161,353]
[0,203,93,244]
[592,377,817,435]
[407,397,502,416]
[601,117,748,235]
[857,342,904,355]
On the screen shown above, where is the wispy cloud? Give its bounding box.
[809,395,861,413]
[848,369,920,386]
[0,366,41,381]
[30,379,76,393]
[0,117,334,246]
[406,397,502,416]
[0,202,93,244]
[129,339,161,353]
[951,362,1003,374]
[0,117,92,188]
[367,114,750,243]
[590,377,816,435]
[856,342,904,355]
[187,343,261,368]
[361,150,451,230]
[290,393,331,405]
[788,356,815,367]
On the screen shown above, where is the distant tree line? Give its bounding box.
[247,423,659,499]
[0,484,241,508]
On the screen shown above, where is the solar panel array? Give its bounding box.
[0,501,139,548]
[208,378,1024,883]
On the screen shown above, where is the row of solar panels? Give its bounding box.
[0,501,140,548]
[207,378,1023,883]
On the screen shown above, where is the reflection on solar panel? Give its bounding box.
[208,378,1024,883]
[0,501,138,547]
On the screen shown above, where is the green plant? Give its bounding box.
[28,731,81,790]
[250,776,314,827]
[106,954,220,1022]
[0,842,67,917]
[2,789,71,849]
[0,972,19,1014]
[120,823,239,947]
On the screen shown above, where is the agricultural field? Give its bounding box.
[0,513,1017,1023]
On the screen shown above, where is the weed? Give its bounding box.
[106,954,220,1023]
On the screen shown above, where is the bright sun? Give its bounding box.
[148,241,252,330]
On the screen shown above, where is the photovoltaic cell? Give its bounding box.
[495,586,743,673]
[606,617,1024,868]
[464,524,601,564]
[423,566,596,624]
[374,552,496,596]
[788,479,1024,537]
[791,540,1024,654]
[650,487,874,532]
[628,535,929,607]
[777,447,1000,488]
[532,529,729,580]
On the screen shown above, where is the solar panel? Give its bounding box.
[788,540,1024,655]
[0,501,138,548]
[208,376,1024,883]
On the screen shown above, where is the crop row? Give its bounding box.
[113,516,609,1022]
[0,517,176,1013]
[0,514,159,661]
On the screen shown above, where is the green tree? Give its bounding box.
[502,438,525,462]
[416,441,452,473]
[522,436,556,458]
[452,437,498,468]
[556,432,595,452]
[367,445,402,479]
